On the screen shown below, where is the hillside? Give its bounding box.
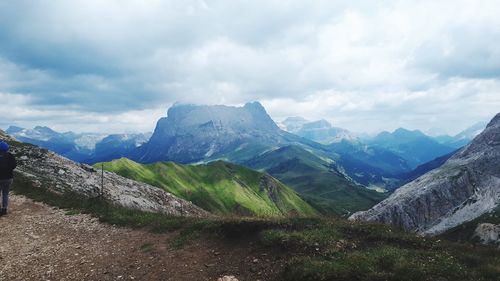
[98,158,318,217]
[245,145,387,215]
[0,129,205,217]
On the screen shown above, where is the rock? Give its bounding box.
[473,223,500,246]
[350,113,500,235]
[217,276,239,281]
[0,129,208,217]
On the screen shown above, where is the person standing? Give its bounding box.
[0,141,16,216]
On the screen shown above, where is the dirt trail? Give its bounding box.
[0,195,283,281]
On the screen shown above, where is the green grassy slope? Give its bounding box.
[97,158,318,217]
[245,145,388,215]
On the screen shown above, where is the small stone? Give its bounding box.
[217,276,239,281]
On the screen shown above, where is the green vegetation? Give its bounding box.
[245,145,388,215]
[11,176,500,281]
[260,220,500,281]
[64,209,81,216]
[140,243,155,252]
[96,158,317,217]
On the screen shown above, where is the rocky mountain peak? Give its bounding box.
[6,126,23,134]
[487,112,500,127]
[243,101,266,113]
[392,128,426,138]
[133,102,284,163]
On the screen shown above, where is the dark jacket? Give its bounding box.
[0,152,16,180]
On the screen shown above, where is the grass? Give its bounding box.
[244,145,388,215]
[140,243,155,253]
[64,209,81,216]
[96,158,318,217]
[260,220,500,281]
[11,172,500,281]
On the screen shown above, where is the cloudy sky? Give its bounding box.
[1,0,499,135]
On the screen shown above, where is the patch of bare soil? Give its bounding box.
[0,195,285,281]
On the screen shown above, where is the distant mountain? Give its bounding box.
[434,121,488,149]
[455,121,488,141]
[327,140,410,187]
[245,145,387,215]
[88,133,151,164]
[98,158,318,217]
[279,116,310,132]
[280,117,355,143]
[6,126,104,162]
[367,128,456,169]
[6,126,151,164]
[132,102,320,164]
[351,112,500,235]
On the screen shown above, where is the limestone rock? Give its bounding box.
[473,223,500,247]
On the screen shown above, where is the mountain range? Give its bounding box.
[433,121,488,149]
[131,102,317,164]
[6,126,151,164]
[351,113,500,237]
[366,128,456,169]
[279,117,355,143]
[3,101,499,247]
[4,102,485,217]
[128,102,412,214]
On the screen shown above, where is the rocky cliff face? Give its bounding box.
[350,113,500,235]
[132,102,289,163]
[0,130,207,217]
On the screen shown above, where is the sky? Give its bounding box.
[0,0,499,135]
